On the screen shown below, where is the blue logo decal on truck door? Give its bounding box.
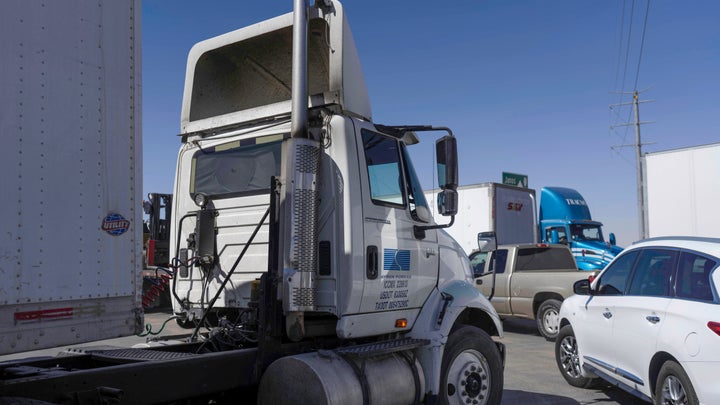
[383,249,411,271]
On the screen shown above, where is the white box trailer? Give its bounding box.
[425,183,537,255]
[0,0,142,354]
[644,143,720,238]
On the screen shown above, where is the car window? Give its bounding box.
[596,250,639,295]
[489,249,509,274]
[627,249,678,297]
[515,247,575,271]
[676,252,716,301]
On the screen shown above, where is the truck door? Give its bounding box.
[356,125,438,316]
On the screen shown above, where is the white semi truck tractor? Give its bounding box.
[0,2,504,404]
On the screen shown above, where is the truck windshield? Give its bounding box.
[570,224,604,242]
[190,135,282,198]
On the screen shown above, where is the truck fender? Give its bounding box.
[407,279,503,397]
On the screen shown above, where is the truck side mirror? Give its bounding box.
[437,189,458,216]
[435,136,458,191]
[609,232,617,246]
[477,231,497,253]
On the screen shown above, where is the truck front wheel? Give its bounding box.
[536,299,562,341]
[439,325,503,405]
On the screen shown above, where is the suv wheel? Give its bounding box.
[555,325,597,388]
[655,360,698,405]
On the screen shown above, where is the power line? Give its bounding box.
[633,0,651,91]
[612,0,627,99]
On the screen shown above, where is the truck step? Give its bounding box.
[335,338,430,358]
[65,347,197,362]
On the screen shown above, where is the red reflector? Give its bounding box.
[15,307,74,322]
[708,322,720,336]
[147,239,156,266]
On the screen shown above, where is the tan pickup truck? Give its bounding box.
[470,243,596,341]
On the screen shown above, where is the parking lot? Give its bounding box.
[499,318,644,404]
[1,312,646,404]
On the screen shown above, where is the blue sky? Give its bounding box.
[142,1,720,247]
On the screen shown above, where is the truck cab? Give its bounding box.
[169,1,505,402]
[539,187,622,270]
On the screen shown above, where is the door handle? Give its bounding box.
[366,246,378,280]
[603,309,612,319]
[646,315,660,324]
[425,248,437,258]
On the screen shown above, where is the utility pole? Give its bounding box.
[610,90,654,240]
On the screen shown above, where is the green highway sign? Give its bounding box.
[502,172,528,188]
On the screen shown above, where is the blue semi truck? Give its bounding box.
[539,187,622,271]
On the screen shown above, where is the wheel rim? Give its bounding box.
[543,308,560,335]
[558,335,582,378]
[445,349,491,405]
[660,375,687,405]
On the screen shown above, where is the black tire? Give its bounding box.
[555,324,597,388]
[654,360,698,405]
[536,299,562,341]
[439,325,504,405]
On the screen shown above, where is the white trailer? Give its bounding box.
[644,143,720,238]
[425,183,537,254]
[0,0,142,354]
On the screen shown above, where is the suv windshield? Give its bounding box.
[190,135,282,198]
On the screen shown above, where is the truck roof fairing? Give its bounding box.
[180,1,371,135]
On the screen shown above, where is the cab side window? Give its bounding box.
[361,130,405,207]
[597,250,639,295]
[627,249,678,297]
[489,249,509,274]
[545,227,568,244]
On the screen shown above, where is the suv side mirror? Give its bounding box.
[573,278,593,295]
[609,232,617,246]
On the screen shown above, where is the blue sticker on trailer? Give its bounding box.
[383,249,411,271]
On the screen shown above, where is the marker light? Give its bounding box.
[194,193,208,208]
[395,319,408,328]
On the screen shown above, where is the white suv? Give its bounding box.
[555,237,720,405]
